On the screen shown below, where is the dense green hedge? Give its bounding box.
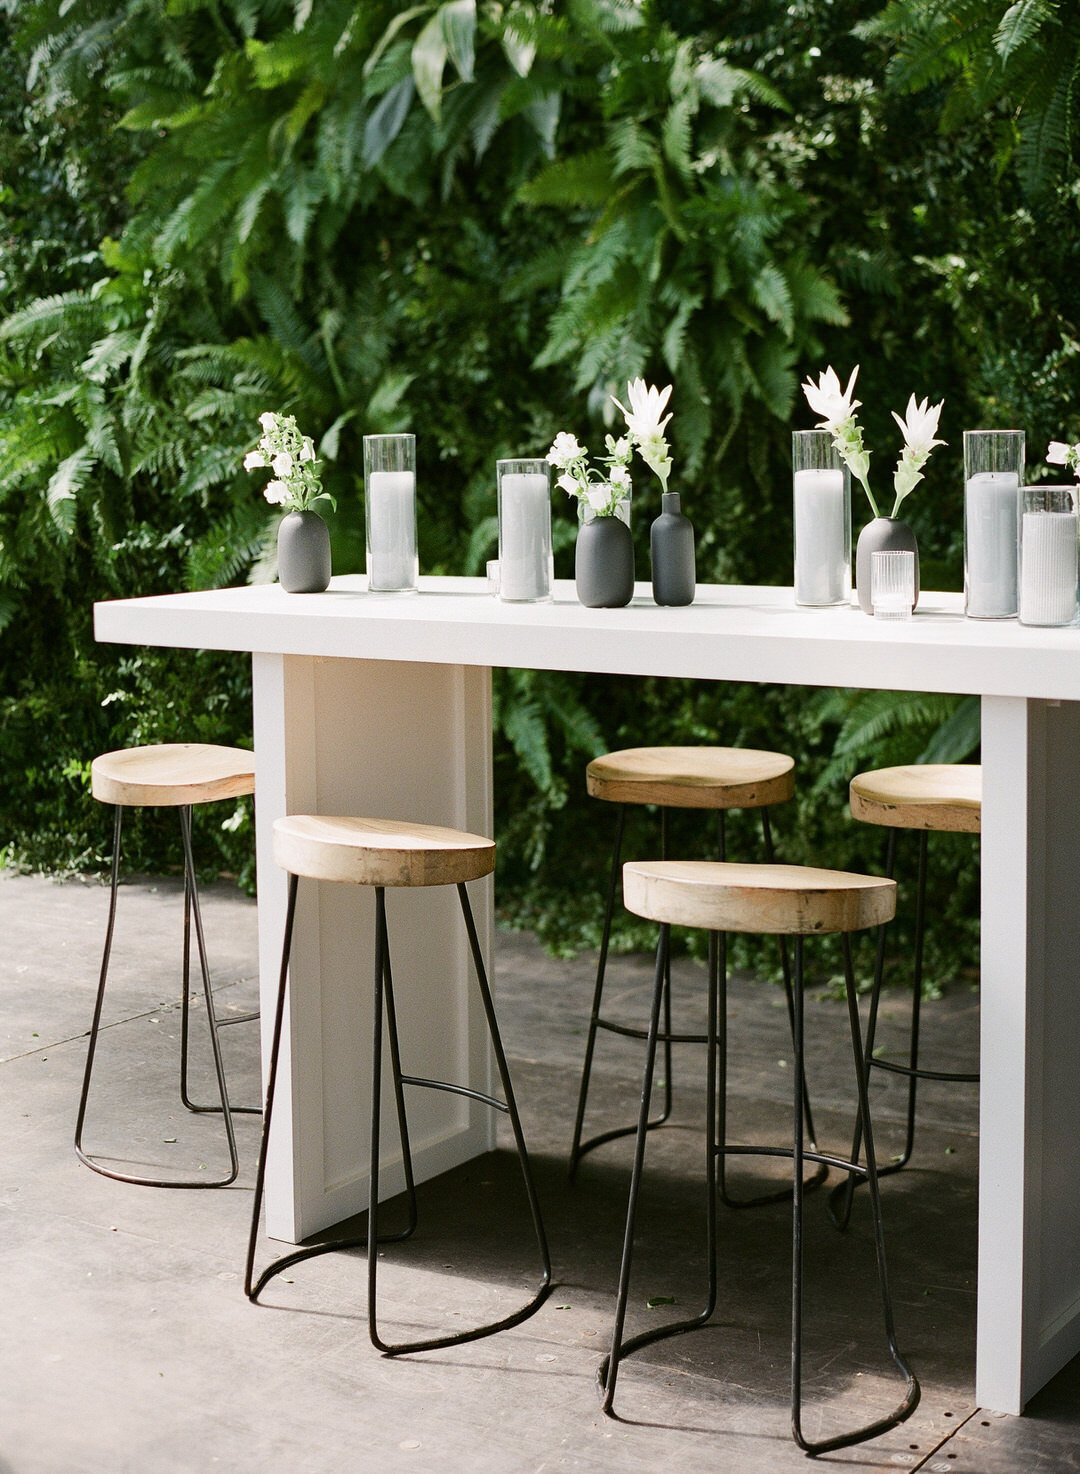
[3,1,1079,985]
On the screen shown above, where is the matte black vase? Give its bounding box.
[575,514,635,608]
[855,516,919,615]
[278,509,331,593]
[650,491,696,606]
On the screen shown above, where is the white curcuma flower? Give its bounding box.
[547,432,586,468]
[802,365,861,430]
[243,450,267,470]
[891,395,945,457]
[263,480,289,505]
[612,379,673,441]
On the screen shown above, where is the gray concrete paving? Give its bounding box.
[1,869,1076,1473]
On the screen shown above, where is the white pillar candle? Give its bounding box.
[498,472,551,602]
[1020,510,1079,626]
[965,472,1020,618]
[367,470,417,591]
[793,468,847,606]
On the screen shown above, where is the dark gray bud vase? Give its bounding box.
[575,514,635,608]
[650,491,696,606]
[278,508,331,593]
[855,516,919,615]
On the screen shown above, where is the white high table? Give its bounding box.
[94,576,1080,1414]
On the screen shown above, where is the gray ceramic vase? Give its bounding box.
[855,516,919,615]
[278,508,331,593]
[575,514,635,608]
[650,491,696,606]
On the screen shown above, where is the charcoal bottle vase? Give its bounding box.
[855,516,919,615]
[575,514,635,608]
[278,509,331,594]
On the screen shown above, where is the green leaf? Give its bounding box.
[412,12,448,121]
[918,696,981,764]
[363,6,432,79]
[440,0,476,83]
[363,76,417,166]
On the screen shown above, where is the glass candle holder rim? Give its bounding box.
[364,432,415,446]
[497,457,551,475]
[962,428,1025,441]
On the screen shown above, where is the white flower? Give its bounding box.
[263,480,289,505]
[547,432,586,469]
[586,484,612,512]
[556,472,580,497]
[612,379,673,441]
[300,438,316,462]
[258,411,277,432]
[272,451,294,477]
[1047,440,1080,466]
[891,394,945,457]
[610,464,631,489]
[802,365,861,430]
[244,450,267,470]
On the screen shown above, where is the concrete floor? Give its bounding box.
[1,869,1077,1473]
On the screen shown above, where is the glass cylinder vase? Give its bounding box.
[964,429,1024,619]
[792,430,850,607]
[364,433,418,593]
[496,459,553,603]
[1019,486,1078,627]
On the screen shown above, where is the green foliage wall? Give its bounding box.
[3,0,1079,984]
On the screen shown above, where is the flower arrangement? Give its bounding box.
[1046,438,1080,475]
[801,365,945,520]
[244,412,335,513]
[547,379,673,516]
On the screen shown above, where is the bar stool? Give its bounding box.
[601,859,920,1454]
[570,745,822,1206]
[830,764,981,1227]
[245,814,551,1353]
[76,743,258,1188]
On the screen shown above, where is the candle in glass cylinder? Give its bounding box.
[793,468,847,606]
[965,471,1020,618]
[1019,505,1079,626]
[498,471,552,602]
[367,470,418,591]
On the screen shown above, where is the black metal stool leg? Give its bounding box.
[790,935,920,1454]
[76,804,240,1188]
[599,923,721,1415]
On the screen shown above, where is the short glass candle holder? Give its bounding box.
[871,549,915,621]
[364,434,418,593]
[497,458,553,603]
[1019,486,1079,627]
[964,429,1024,619]
[792,429,850,607]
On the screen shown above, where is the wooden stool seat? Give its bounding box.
[623,860,896,936]
[850,764,981,833]
[272,815,496,889]
[586,746,794,809]
[91,743,255,808]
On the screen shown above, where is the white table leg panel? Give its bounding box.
[979,696,1080,1411]
[252,652,496,1243]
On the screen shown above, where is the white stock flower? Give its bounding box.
[801,365,861,430]
[244,450,267,470]
[272,451,294,477]
[1047,440,1080,470]
[263,480,289,505]
[611,464,631,489]
[556,471,580,497]
[586,484,612,512]
[612,379,673,441]
[258,411,277,432]
[547,432,586,468]
[300,438,316,462]
[891,395,945,457]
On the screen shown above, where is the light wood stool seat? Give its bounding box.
[831,763,981,1229]
[76,743,258,1191]
[246,815,550,1354]
[91,743,255,808]
[272,815,495,888]
[586,745,795,809]
[599,859,917,1453]
[849,764,981,833]
[572,743,809,1206]
[623,860,896,935]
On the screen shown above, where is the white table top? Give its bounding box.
[94,576,1080,701]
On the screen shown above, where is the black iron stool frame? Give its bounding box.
[829,829,979,1229]
[75,804,257,1189]
[599,924,920,1454]
[245,874,552,1354]
[569,804,825,1207]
